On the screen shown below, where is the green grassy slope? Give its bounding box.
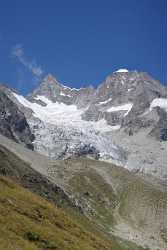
[0,175,115,250]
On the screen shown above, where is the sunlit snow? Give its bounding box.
[34,95,53,105]
[14,93,120,132]
[59,91,72,97]
[106,103,133,116]
[150,98,167,111]
[115,69,129,73]
[97,97,112,105]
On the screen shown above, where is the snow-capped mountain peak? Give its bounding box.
[2,70,167,179]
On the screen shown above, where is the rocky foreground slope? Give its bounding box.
[0,134,147,250]
[1,69,167,179]
[0,134,166,250]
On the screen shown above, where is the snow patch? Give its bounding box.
[106,103,133,116]
[59,91,72,97]
[34,95,53,105]
[97,97,112,105]
[62,85,85,91]
[150,98,167,111]
[115,69,129,73]
[63,85,80,91]
[107,125,121,130]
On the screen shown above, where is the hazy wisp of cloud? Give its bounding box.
[12,44,43,78]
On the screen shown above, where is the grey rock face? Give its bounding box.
[149,107,167,141]
[83,71,167,131]
[0,85,34,150]
[28,74,95,108]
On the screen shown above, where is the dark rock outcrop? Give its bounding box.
[0,86,34,149]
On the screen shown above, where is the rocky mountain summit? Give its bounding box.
[1,69,167,179]
[28,70,167,138]
[28,74,95,108]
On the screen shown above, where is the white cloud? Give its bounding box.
[12,44,43,78]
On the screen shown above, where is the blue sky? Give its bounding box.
[0,0,167,94]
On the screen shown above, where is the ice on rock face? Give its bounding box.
[13,93,117,132]
[31,120,125,163]
[13,92,125,165]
